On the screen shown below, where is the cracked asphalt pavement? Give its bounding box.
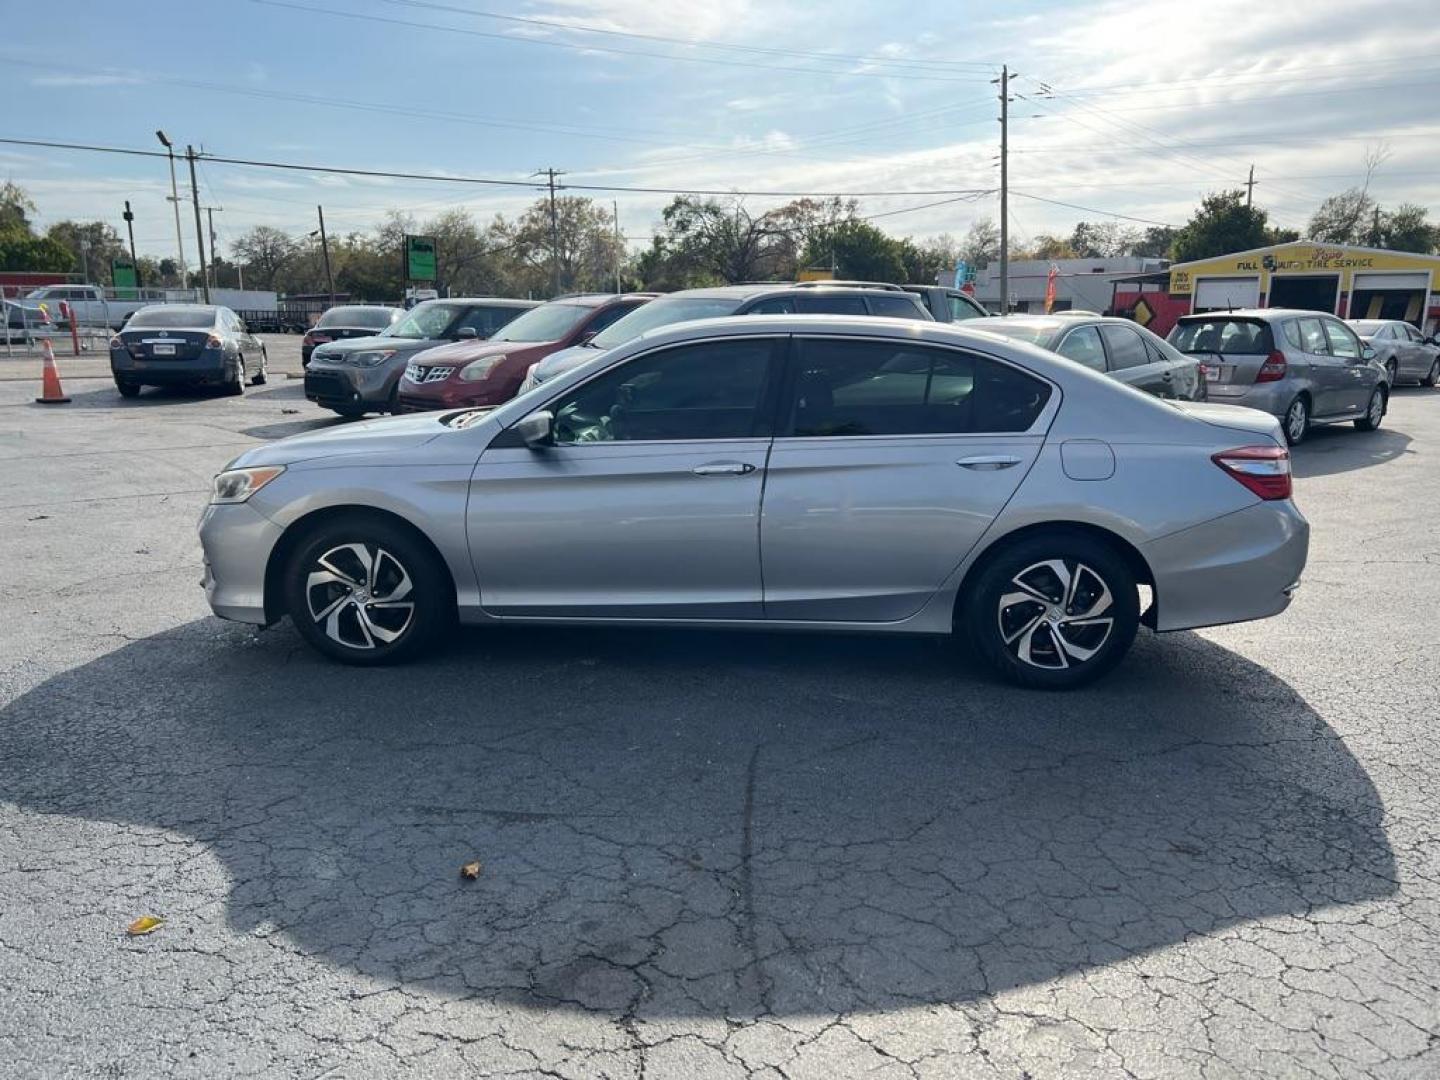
[1,344,1437,1078]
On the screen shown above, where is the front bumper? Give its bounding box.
[304,359,402,411]
[1145,499,1309,633]
[199,501,285,625]
[395,378,515,413]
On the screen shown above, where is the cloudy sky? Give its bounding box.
[3,0,1439,263]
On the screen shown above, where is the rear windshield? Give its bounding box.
[590,296,742,349]
[315,306,398,330]
[1170,318,1273,355]
[971,321,1063,346]
[1350,320,1386,335]
[126,307,217,329]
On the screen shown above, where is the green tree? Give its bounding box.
[1307,188,1377,244]
[0,230,74,273]
[803,219,904,282]
[1172,190,1275,263]
[642,196,786,287]
[44,220,128,284]
[958,219,1000,271]
[1069,220,1140,258]
[1373,204,1436,253]
[0,181,36,233]
[897,234,959,284]
[232,225,300,289]
[1131,225,1177,259]
[502,196,624,297]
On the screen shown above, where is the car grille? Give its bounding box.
[404,364,455,384]
[304,371,351,403]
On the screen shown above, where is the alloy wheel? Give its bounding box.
[1285,399,1307,443]
[996,559,1115,671]
[305,542,416,650]
[1368,390,1384,426]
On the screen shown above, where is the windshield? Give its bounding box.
[590,296,742,349]
[970,321,1062,346]
[492,303,591,343]
[125,307,218,329]
[384,302,467,340]
[1170,318,1272,355]
[316,306,398,330]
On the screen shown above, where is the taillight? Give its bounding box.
[1255,350,1287,383]
[207,332,223,348]
[109,334,123,349]
[1213,445,1291,501]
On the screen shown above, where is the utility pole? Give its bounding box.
[612,199,622,293]
[122,200,139,285]
[317,205,335,306]
[205,205,223,290]
[1245,164,1256,209]
[998,65,1010,315]
[155,131,188,289]
[535,168,564,297]
[185,145,210,303]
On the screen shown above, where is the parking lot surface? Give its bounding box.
[0,368,1437,1079]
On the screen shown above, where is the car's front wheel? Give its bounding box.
[1355,386,1386,431]
[1422,359,1438,388]
[965,532,1140,690]
[283,515,453,665]
[250,347,268,386]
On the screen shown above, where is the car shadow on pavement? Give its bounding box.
[1291,422,1413,478]
[0,619,1395,1020]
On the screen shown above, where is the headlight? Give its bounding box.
[349,349,397,367]
[458,356,504,382]
[210,465,285,504]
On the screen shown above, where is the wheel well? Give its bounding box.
[263,505,456,623]
[954,521,1157,629]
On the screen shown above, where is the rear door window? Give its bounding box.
[786,338,1050,436]
[1282,321,1303,349]
[1055,325,1106,372]
[585,302,642,334]
[1098,325,1149,371]
[948,293,987,321]
[1298,318,1330,355]
[865,294,928,319]
[1324,320,1361,359]
[745,296,796,315]
[795,294,867,315]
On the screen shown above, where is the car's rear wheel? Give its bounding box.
[224,355,245,396]
[965,533,1139,690]
[1422,359,1439,388]
[1385,359,1398,385]
[250,347,268,386]
[1355,386,1385,431]
[115,379,140,399]
[283,516,453,665]
[1282,395,1309,445]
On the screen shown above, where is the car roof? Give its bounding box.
[549,292,661,307]
[428,297,539,308]
[1176,308,1332,322]
[131,304,218,317]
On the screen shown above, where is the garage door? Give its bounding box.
[1352,272,1430,292]
[1194,277,1261,311]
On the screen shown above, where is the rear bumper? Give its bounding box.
[111,348,228,384]
[1145,500,1309,633]
[1201,381,1289,418]
[198,501,284,625]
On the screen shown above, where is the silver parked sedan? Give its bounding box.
[1349,319,1440,387]
[199,316,1308,689]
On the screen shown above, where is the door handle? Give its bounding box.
[957,454,1022,470]
[692,461,756,476]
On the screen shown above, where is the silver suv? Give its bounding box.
[1168,308,1389,445]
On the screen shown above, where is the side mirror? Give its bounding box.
[514,409,554,449]
[1361,345,1377,362]
[576,329,598,345]
[457,326,479,340]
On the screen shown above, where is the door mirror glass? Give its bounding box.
[576,329,598,345]
[1361,344,1377,362]
[514,409,554,448]
[457,326,480,340]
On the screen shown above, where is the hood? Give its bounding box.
[310,334,438,358]
[227,411,451,468]
[1169,401,1284,443]
[409,338,548,366]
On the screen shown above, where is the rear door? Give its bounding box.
[1296,317,1346,415]
[1099,323,1167,396]
[759,335,1053,622]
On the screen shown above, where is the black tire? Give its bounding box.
[1282,395,1309,446]
[250,348,268,386]
[1385,360,1398,386]
[1422,360,1438,388]
[223,354,245,396]
[964,531,1140,690]
[332,404,367,419]
[1355,386,1385,431]
[283,514,453,666]
[115,380,141,399]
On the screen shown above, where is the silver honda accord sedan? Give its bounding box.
[199,315,1309,689]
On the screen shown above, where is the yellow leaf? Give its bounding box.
[459,860,482,881]
[126,916,165,936]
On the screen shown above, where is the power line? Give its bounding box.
[255,0,999,84]
[1009,191,1175,228]
[861,192,995,222]
[0,136,992,198]
[374,0,1002,73]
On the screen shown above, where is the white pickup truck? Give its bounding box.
[22,284,152,330]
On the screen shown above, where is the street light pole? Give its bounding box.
[205,206,223,290]
[155,130,188,290]
[185,145,210,304]
[317,205,335,306]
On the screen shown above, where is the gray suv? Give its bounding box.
[1169,309,1389,444]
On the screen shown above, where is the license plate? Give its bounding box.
[153,344,175,356]
[1202,363,1222,381]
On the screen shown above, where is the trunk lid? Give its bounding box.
[1170,317,1275,392]
[1169,400,1284,443]
[118,328,209,361]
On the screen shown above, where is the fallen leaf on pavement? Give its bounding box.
[459,861,482,880]
[281,408,299,415]
[126,916,165,936]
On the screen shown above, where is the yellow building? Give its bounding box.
[1168,242,1440,331]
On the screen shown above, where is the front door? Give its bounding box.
[760,336,1052,622]
[1296,317,1346,416]
[1322,318,1372,415]
[468,335,784,619]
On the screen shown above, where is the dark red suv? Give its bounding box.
[395,292,656,412]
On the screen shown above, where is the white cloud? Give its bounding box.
[29,74,142,87]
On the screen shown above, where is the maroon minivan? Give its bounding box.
[395,293,655,412]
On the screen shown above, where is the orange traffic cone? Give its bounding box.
[35,338,71,404]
